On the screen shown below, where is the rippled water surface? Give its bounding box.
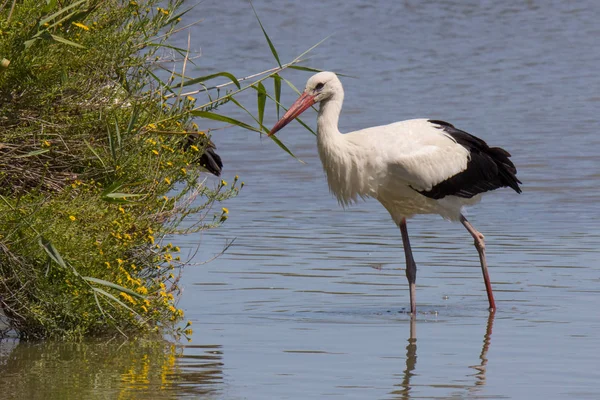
[2,0,600,398]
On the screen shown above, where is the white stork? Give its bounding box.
[268,71,521,314]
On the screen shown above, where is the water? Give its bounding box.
[2,0,600,398]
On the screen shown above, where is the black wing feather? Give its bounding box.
[197,146,223,177]
[418,120,522,199]
[183,135,223,177]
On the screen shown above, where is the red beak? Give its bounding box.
[268,92,315,137]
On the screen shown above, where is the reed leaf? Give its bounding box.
[84,277,146,299]
[180,72,240,89]
[273,73,281,119]
[249,1,281,67]
[190,110,259,132]
[256,82,267,127]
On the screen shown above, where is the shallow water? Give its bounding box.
[2,0,600,398]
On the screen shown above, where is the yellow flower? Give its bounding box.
[152,149,159,155]
[118,206,125,213]
[221,207,229,214]
[148,235,155,244]
[119,292,137,305]
[105,262,111,269]
[220,180,227,186]
[189,145,199,152]
[164,177,171,185]
[186,96,195,102]
[147,123,157,130]
[72,22,90,31]
[69,215,76,221]
[180,168,187,175]
[42,140,51,148]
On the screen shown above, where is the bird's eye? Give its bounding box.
[315,83,324,91]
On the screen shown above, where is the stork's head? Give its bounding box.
[268,71,341,136]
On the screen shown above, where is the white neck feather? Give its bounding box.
[316,93,369,206]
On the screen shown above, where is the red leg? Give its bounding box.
[460,215,496,311]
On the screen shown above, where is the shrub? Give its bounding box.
[0,0,241,339]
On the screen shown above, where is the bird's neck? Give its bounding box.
[317,93,361,206]
[316,95,343,141]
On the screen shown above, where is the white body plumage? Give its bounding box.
[315,84,479,223]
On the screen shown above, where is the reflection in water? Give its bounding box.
[469,311,495,389]
[0,339,223,400]
[396,317,417,399]
[391,312,495,399]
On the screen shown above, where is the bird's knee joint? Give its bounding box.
[474,237,485,251]
[405,265,417,283]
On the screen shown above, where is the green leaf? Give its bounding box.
[84,140,106,168]
[126,105,140,135]
[14,149,50,158]
[256,82,267,127]
[41,0,58,14]
[47,34,86,49]
[230,97,268,134]
[288,65,324,73]
[39,0,86,25]
[249,1,281,67]
[180,72,240,89]
[166,4,195,25]
[101,181,123,197]
[273,73,282,119]
[190,111,260,132]
[38,237,67,269]
[100,181,144,203]
[91,287,138,315]
[144,67,176,95]
[107,122,116,162]
[114,116,122,150]
[84,277,146,299]
[24,38,39,49]
[282,76,303,95]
